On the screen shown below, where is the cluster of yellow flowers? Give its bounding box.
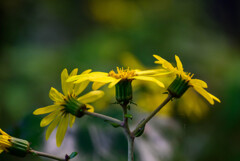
[1,54,220,157]
[32,54,220,147]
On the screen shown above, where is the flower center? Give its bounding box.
[108,67,137,79]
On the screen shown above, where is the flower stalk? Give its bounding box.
[133,94,173,135]
[29,149,68,161]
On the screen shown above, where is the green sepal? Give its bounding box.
[64,97,86,117]
[115,80,133,104]
[69,152,78,159]
[104,120,121,128]
[124,114,133,120]
[8,137,30,157]
[167,75,190,98]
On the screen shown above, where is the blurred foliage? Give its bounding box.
[0,0,240,161]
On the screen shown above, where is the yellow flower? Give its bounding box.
[0,129,12,153]
[153,55,221,105]
[0,129,30,157]
[68,67,168,90]
[33,68,104,147]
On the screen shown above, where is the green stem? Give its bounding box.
[121,103,134,161]
[29,149,67,161]
[84,111,122,126]
[133,94,173,135]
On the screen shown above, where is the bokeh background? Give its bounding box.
[0,0,240,161]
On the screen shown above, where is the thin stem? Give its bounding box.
[29,149,66,161]
[121,103,134,161]
[133,94,173,135]
[84,111,122,126]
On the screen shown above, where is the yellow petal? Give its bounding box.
[45,114,61,140]
[86,104,94,113]
[49,87,64,102]
[56,114,69,147]
[69,114,76,128]
[208,93,221,103]
[135,69,166,76]
[40,110,61,127]
[74,81,90,95]
[77,90,104,103]
[81,69,92,74]
[61,68,69,96]
[190,79,208,88]
[193,86,214,105]
[153,55,174,70]
[33,105,61,115]
[108,79,121,88]
[89,76,115,83]
[0,129,9,136]
[92,82,106,90]
[70,68,78,76]
[133,76,165,88]
[74,77,89,84]
[175,55,183,72]
[0,149,3,153]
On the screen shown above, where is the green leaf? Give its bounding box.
[124,114,133,120]
[104,120,121,128]
[69,152,78,159]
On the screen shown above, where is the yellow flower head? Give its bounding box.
[153,55,221,105]
[68,67,169,90]
[33,68,104,147]
[0,129,11,153]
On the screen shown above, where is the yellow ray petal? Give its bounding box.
[193,86,214,105]
[40,110,61,127]
[190,79,208,88]
[92,82,106,90]
[86,104,94,113]
[81,69,92,74]
[0,149,3,153]
[133,76,165,88]
[0,129,9,136]
[45,114,61,140]
[108,78,121,88]
[56,114,69,147]
[175,55,183,72]
[135,69,166,76]
[153,55,174,70]
[69,114,76,128]
[208,93,221,103]
[74,81,90,96]
[49,87,64,102]
[89,76,115,83]
[77,90,104,103]
[61,69,69,96]
[33,105,62,115]
[70,68,78,76]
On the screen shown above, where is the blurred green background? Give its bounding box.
[0,0,240,161]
